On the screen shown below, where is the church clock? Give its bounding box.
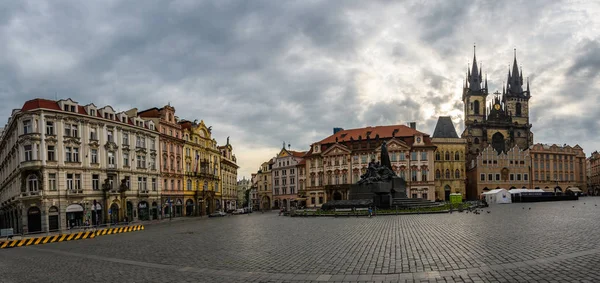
[494,103,501,110]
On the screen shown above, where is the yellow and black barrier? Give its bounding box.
[0,231,96,249]
[95,224,144,237]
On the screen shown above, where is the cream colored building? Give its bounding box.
[466,145,531,199]
[303,124,437,207]
[432,117,467,201]
[271,145,305,210]
[218,139,238,211]
[0,98,161,234]
[530,143,586,193]
[255,160,273,210]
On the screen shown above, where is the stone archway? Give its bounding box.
[261,196,271,210]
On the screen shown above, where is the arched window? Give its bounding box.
[455,152,460,160]
[27,174,38,192]
[435,152,441,161]
[435,169,441,179]
[516,103,522,117]
[473,100,480,115]
[445,169,450,179]
[455,169,460,178]
[474,138,480,144]
[445,151,450,160]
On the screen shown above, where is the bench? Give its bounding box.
[334,208,353,213]
[1,228,14,239]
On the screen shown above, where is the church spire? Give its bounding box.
[468,44,481,91]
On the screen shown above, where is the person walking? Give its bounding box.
[368,207,372,218]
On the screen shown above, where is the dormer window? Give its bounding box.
[90,109,96,116]
[104,113,108,119]
[70,105,76,112]
[64,105,69,111]
[122,116,126,123]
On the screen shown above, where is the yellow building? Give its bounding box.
[218,139,239,211]
[255,160,273,210]
[180,120,221,216]
[432,117,467,201]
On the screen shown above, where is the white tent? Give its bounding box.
[481,189,512,204]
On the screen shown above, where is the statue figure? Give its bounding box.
[380,141,392,171]
[357,142,397,185]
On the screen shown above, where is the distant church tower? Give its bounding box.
[461,46,534,165]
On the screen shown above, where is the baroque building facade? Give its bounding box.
[249,174,260,210]
[303,124,436,206]
[179,120,221,216]
[432,117,467,201]
[271,144,305,210]
[236,177,251,209]
[139,105,185,218]
[0,99,161,234]
[218,139,238,211]
[462,48,533,164]
[255,160,273,210]
[530,143,586,193]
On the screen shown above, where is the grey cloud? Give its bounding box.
[567,39,600,79]
[0,0,599,178]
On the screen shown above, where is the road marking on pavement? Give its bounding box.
[0,231,97,249]
[93,225,144,237]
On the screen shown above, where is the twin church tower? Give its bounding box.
[461,46,534,164]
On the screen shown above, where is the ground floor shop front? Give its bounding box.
[0,196,161,234]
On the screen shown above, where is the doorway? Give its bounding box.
[48,206,59,231]
[444,185,451,201]
[110,203,120,224]
[27,207,42,233]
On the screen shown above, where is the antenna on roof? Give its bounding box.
[54,92,57,101]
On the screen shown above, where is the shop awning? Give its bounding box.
[567,187,582,193]
[66,204,84,213]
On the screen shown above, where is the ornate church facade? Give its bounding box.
[461,47,534,167]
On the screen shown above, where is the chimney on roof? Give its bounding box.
[408,122,416,129]
[333,127,343,134]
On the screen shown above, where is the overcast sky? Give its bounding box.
[1,0,599,179]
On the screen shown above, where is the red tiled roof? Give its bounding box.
[289,150,307,158]
[298,159,306,165]
[319,125,425,144]
[21,99,61,111]
[20,98,150,129]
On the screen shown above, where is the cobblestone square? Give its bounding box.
[2,199,600,282]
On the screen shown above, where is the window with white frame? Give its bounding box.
[90,127,98,140]
[66,173,74,190]
[107,130,114,142]
[123,152,129,167]
[23,120,32,134]
[92,174,100,190]
[152,178,157,191]
[27,174,38,192]
[48,173,57,191]
[65,147,72,162]
[73,147,79,162]
[138,177,147,192]
[151,157,156,170]
[108,151,115,168]
[46,121,54,135]
[75,174,81,191]
[187,179,192,191]
[123,133,129,145]
[91,149,98,163]
[24,145,33,161]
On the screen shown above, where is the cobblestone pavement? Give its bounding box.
[2,198,600,282]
